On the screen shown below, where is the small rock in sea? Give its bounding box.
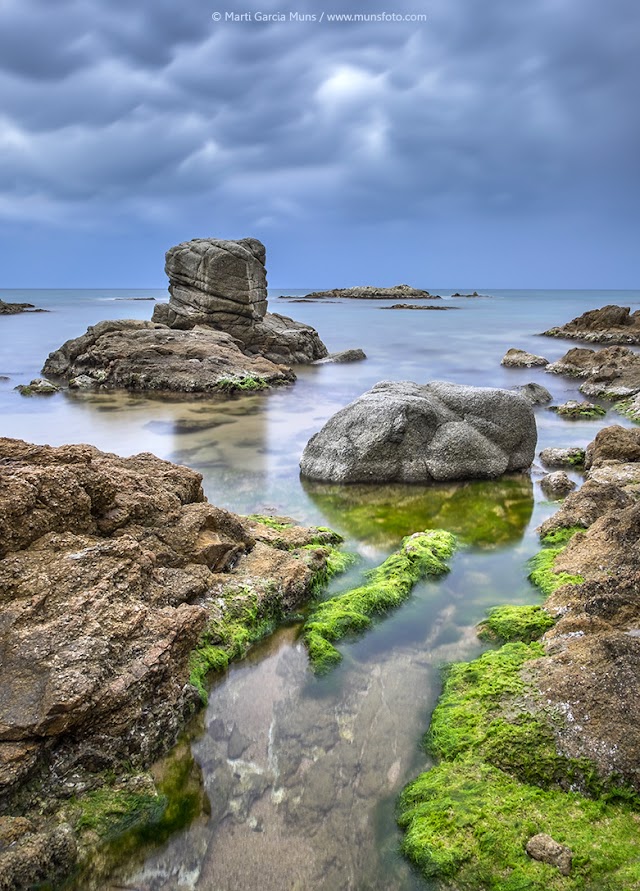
[380,303,454,310]
[540,471,576,500]
[501,348,549,368]
[551,400,606,419]
[0,375,10,382]
[539,447,585,469]
[450,290,492,298]
[512,383,553,405]
[313,349,367,364]
[302,284,435,300]
[15,378,60,396]
[526,833,573,875]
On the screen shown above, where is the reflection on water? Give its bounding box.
[302,475,534,549]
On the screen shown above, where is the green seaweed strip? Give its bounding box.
[527,546,584,596]
[303,529,456,673]
[189,542,353,702]
[478,604,555,643]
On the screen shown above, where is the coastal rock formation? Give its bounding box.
[15,378,60,396]
[0,438,343,888]
[550,399,606,419]
[312,349,367,364]
[0,299,44,315]
[450,291,491,298]
[302,284,436,300]
[300,380,537,483]
[381,303,457,311]
[539,446,585,468]
[501,348,548,368]
[543,304,640,344]
[152,238,328,363]
[42,320,295,393]
[540,471,576,499]
[546,346,640,398]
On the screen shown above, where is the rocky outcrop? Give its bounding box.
[546,345,640,398]
[501,348,548,368]
[539,446,585,468]
[42,320,295,393]
[511,383,552,405]
[152,238,328,363]
[0,300,45,315]
[15,379,60,396]
[381,304,457,311]
[550,400,606,419]
[543,304,640,344]
[540,471,576,499]
[302,284,436,300]
[0,438,343,888]
[300,380,537,483]
[312,349,367,364]
[450,291,491,298]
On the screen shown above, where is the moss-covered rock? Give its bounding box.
[478,605,555,643]
[303,530,456,673]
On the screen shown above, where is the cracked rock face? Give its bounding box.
[152,238,328,364]
[300,380,537,483]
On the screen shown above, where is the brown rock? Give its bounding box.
[543,304,640,344]
[540,471,576,500]
[546,346,640,398]
[526,833,572,875]
[42,319,295,393]
[501,348,548,368]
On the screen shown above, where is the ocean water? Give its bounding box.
[1,287,638,890]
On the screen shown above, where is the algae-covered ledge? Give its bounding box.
[0,438,354,890]
[397,426,640,889]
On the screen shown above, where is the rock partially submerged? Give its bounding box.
[15,378,60,396]
[312,349,367,365]
[302,284,436,300]
[300,380,537,483]
[550,399,606,419]
[543,304,640,344]
[539,446,585,468]
[511,382,553,405]
[0,438,345,888]
[380,303,457,311]
[546,345,640,398]
[42,320,295,394]
[501,348,548,368]
[0,299,45,315]
[152,238,328,364]
[540,471,576,499]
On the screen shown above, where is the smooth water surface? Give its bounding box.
[1,287,638,890]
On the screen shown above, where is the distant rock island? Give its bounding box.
[301,284,438,300]
[0,298,45,314]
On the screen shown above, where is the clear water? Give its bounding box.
[1,287,638,890]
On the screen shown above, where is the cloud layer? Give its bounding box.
[0,0,638,285]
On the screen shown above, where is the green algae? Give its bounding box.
[189,536,353,701]
[528,547,584,596]
[552,403,607,420]
[303,530,456,673]
[541,526,586,546]
[398,759,640,890]
[215,375,269,392]
[246,514,294,530]
[615,398,640,424]
[478,605,555,643]
[302,476,533,548]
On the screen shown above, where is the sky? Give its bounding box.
[0,0,638,289]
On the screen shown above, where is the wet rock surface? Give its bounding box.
[539,446,585,468]
[543,304,640,344]
[540,471,576,499]
[302,284,436,299]
[153,238,328,364]
[501,348,548,368]
[546,345,640,398]
[533,425,640,790]
[0,438,340,889]
[42,320,295,394]
[300,380,537,483]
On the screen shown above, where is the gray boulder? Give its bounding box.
[540,471,576,500]
[300,380,537,483]
[313,349,367,365]
[152,237,328,363]
[512,382,553,405]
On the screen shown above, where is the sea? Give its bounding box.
[1,287,638,890]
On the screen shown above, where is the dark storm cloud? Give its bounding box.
[0,0,638,228]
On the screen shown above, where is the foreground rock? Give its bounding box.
[526,834,572,876]
[501,348,548,368]
[300,380,537,483]
[543,304,640,344]
[546,345,640,398]
[539,446,585,468]
[302,284,436,300]
[540,471,576,499]
[0,299,45,315]
[0,438,343,889]
[42,320,295,393]
[152,238,328,364]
